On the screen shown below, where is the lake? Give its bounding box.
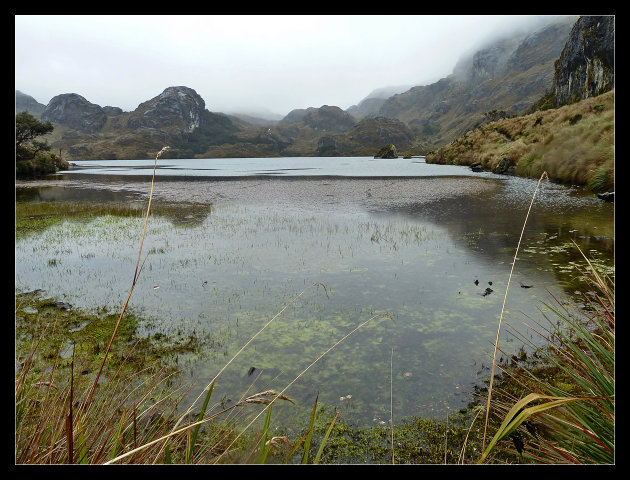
[15,156,614,429]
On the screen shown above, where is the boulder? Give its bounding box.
[470,162,485,172]
[492,157,514,175]
[597,191,614,202]
[374,144,398,159]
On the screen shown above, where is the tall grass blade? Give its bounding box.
[390,346,395,465]
[83,146,169,411]
[257,404,274,464]
[164,444,172,464]
[301,393,319,464]
[479,393,586,462]
[482,171,548,453]
[313,410,340,464]
[66,344,75,464]
[185,379,215,464]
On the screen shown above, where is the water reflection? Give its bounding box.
[15,172,614,427]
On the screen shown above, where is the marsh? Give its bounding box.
[15,157,614,429]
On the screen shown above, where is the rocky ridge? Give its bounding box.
[375,16,577,149]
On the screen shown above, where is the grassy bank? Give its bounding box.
[426,90,614,193]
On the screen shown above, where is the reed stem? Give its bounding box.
[481,171,548,454]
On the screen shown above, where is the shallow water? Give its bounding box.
[15,158,614,428]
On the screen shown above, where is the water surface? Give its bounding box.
[16,157,614,428]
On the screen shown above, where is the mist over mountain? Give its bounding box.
[15,15,612,161]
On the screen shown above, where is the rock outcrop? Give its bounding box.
[126,86,206,132]
[552,16,614,106]
[301,105,356,132]
[374,144,398,159]
[279,105,356,133]
[41,93,107,133]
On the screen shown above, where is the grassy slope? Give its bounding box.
[426,90,614,192]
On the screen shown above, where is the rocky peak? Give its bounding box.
[41,93,107,133]
[127,86,206,132]
[552,16,614,106]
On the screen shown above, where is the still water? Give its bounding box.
[15,157,614,428]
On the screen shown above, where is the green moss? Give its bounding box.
[15,290,203,386]
[282,405,483,464]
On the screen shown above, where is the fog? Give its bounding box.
[15,15,573,118]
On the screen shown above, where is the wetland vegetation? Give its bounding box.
[15,162,614,464]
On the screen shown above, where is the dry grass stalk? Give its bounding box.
[481,171,549,453]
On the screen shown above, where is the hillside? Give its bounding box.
[16,90,46,119]
[426,15,615,192]
[425,89,614,192]
[375,16,577,150]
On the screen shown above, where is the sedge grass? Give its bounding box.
[478,246,614,464]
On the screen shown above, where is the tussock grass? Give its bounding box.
[478,252,614,463]
[427,90,614,192]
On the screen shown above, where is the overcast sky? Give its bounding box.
[15,15,572,117]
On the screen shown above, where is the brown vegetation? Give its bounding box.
[426,90,614,192]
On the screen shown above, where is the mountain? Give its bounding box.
[15,16,613,161]
[425,15,615,191]
[372,16,578,150]
[16,90,46,119]
[346,85,413,120]
[37,86,242,159]
[42,93,108,133]
[315,116,415,156]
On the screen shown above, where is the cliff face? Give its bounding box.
[552,16,614,106]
